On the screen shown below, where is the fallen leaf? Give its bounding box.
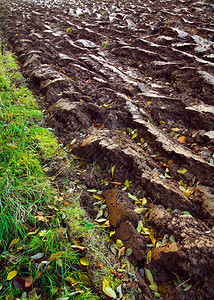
[126,248,132,256]
[9,239,20,249]
[12,276,25,290]
[27,229,39,236]
[118,247,126,259]
[171,128,180,132]
[134,207,144,214]
[141,197,147,205]
[63,200,71,206]
[169,235,175,242]
[93,194,104,200]
[183,284,192,291]
[79,273,90,284]
[178,136,186,143]
[48,252,62,262]
[132,132,138,139]
[5,295,14,300]
[110,181,122,186]
[116,239,124,249]
[102,278,117,299]
[124,180,130,188]
[179,185,186,192]
[111,165,115,178]
[95,218,107,223]
[80,257,89,266]
[141,227,150,235]
[128,193,138,201]
[137,220,143,232]
[37,270,43,277]
[145,268,154,285]
[7,270,18,281]
[149,283,158,292]
[87,189,97,193]
[149,229,156,244]
[52,287,59,294]
[65,277,79,286]
[97,262,104,269]
[177,168,188,174]
[25,275,33,288]
[95,209,103,219]
[146,250,152,264]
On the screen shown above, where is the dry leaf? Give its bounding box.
[80,257,89,266]
[97,262,104,269]
[48,252,62,261]
[9,239,20,249]
[178,136,186,143]
[118,247,126,259]
[7,270,18,281]
[63,200,71,205]
[102,278,117,299]
[25,275,33,288]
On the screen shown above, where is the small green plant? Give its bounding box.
[101,40,109,49]
[66,27,71,33]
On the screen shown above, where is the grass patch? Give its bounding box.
[0,48,99,300]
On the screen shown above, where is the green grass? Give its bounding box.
[0,48,99,300]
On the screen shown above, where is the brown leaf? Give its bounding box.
[97,262,104,269]
[63,200,71,206]
[118,247,126,259]
[13,276,25,291]
[25,275,33,288]
[178,136,186,144]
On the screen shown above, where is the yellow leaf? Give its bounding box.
[27,228,39,236]
[93,194,104,200]
[149,231,156,245]
[132,132,138,139]
[6,295,14,300]
[102,278,117,299]
[33,292,38,300]
[177,168,188,174]
[111,165,115,178]
[110,231,115,237]
[79,273,90,284]
[185,189,192,197]
[9,238,20,249]
[52,287,59,294]
[134,207,144,214]
[116,239,124,249]
[146,250,152,264]
[39,230,47,237]
[65,276,79,286]
[149,283,158,292]
[7,270,18,280]
[124,180,130,188]
[141,197,147,205]
[80,257,89,266]
[110,181,122,186]
[145,268,154,285]
[48,252,62,261]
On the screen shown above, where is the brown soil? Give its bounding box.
[1,0,214,299]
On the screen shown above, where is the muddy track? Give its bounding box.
[0,0,214,298]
